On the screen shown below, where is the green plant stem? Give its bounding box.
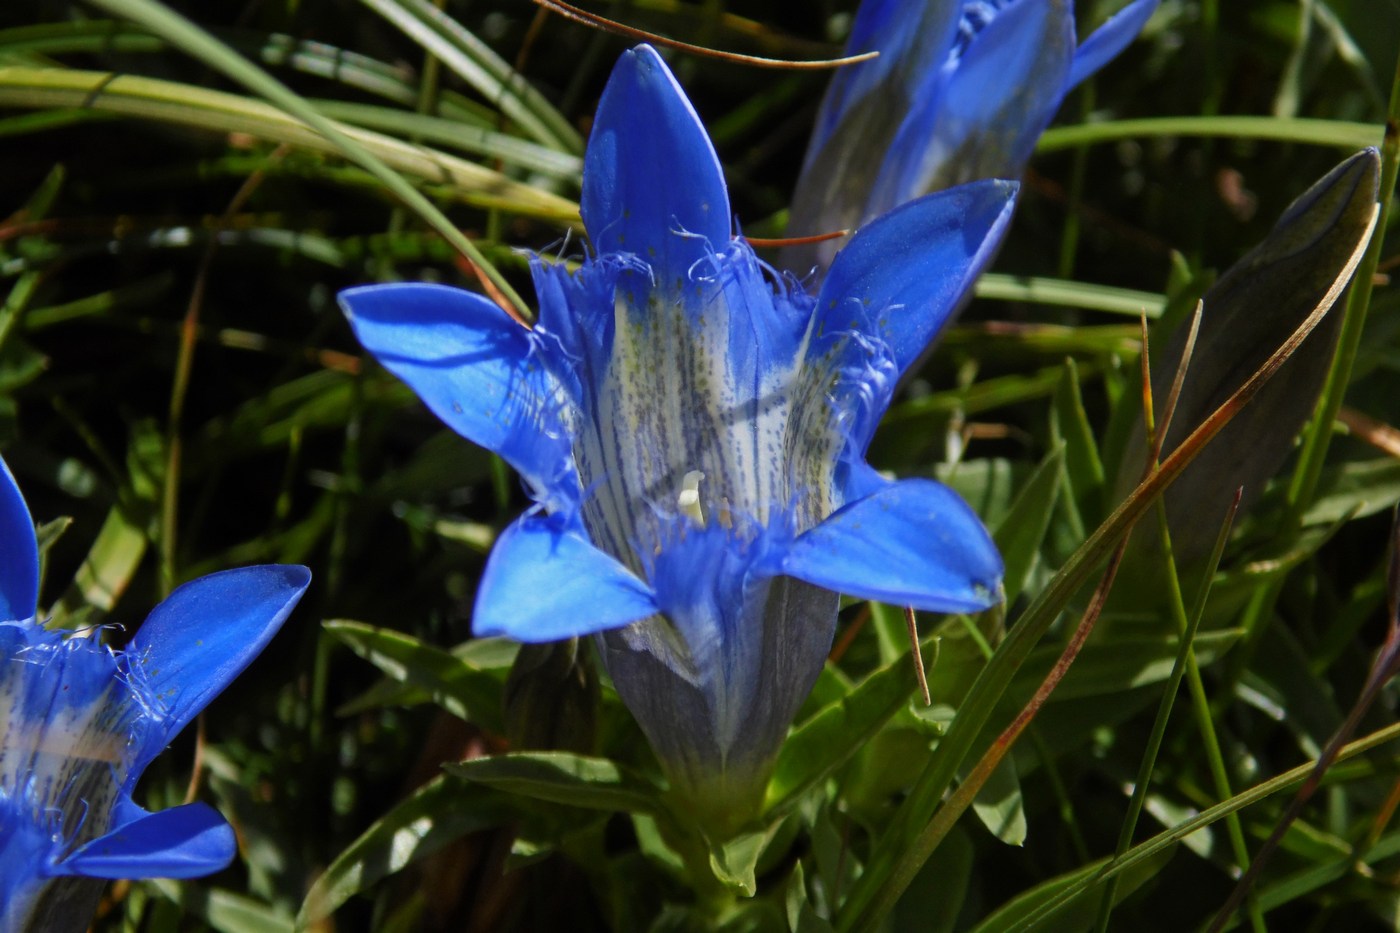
[1093,491,1248,933]
[82,0,535,322]
[1057,83,1094,279]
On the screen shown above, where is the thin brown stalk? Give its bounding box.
[531,0,878,70]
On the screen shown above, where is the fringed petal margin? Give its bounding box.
[581,45,730,274]
[341,283,577,500]
[130,565,310,751]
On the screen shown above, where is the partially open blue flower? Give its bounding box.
[342,45,1014,827]
[0,456,310,932]
[786,0,1158,275]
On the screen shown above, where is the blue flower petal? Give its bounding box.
[783,478,1002,613]
[341,283,576,499]
[816,180,1017,376]
[879,0,1074,202]
[58,802,235,879]
[802,0,960,163]
[0,455,38,621]
[1069,0,1160,89]
[581,45,730,272]
[130,565,310,751]
[474,511,657,642]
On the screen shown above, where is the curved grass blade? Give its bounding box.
[358,0,583,154]
[0,66,578,222]
[1038,115,1381,154]
[1004,720,1400,933]
[975,274,1167,318]
[446,752,662,814]
[81,0,537,320]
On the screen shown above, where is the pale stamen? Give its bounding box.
[677,470,707,525]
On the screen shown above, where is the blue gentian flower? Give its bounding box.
[786,0,1159,275]
[0,456,310,932]
[342,45,1014,828]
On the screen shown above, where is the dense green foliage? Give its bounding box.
[2,1,1399,930]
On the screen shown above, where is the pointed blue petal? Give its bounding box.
[813,178,1017,378]
[783,478,1002,613]
[581,45,730,271]
[784,1,962,276]
[130,565,310,750]
[474,511,657,642]
[341,283,576,497]
[0,455,37,621]
[877,1,1074,202]
[59,802,234,879]
[803,0,961,161]
[1069,0,1159,89]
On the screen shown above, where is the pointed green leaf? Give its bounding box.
[446,752,662,814]
[992,445,1064,603]
[970,755,1026,847]
[298,776,513,927]
[709,828,771,897]
[1011,629,1242,701]
[967,846,1176,933]
[1052,358,1106,517]
[764,651,918,816]
[325,620,507,733]
[785,861,837,933]
[149,881,293,933]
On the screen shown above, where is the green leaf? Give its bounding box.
[970,754,1026,847]
[446,752,662,814]
[966,846,1176,933]
[356,0,583,154]
[992,445,1064,604]
[0,270,41,351]
[51,505,147,623]
[1010,629,1242,702]
[1301,457,1400,525]
[0,66,577,224]
[336,636,516,716]
[868,600,909,667]
[148,881,293,933]
[1052,358,1106,518]
[1037,115,1381,153]
[891,826,974,933]
[974,274,1166,318]
[298,775,512,926]
[314,99,582,178]
[325,620,508,732]
[785,861,837,933]
[709,827,774,897]
[764,651,917,816]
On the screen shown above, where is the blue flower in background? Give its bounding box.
[343,45,1014,827]
[786,0,1159,275]
[0,456,310,932]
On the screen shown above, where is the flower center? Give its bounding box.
[0,627,151,852]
